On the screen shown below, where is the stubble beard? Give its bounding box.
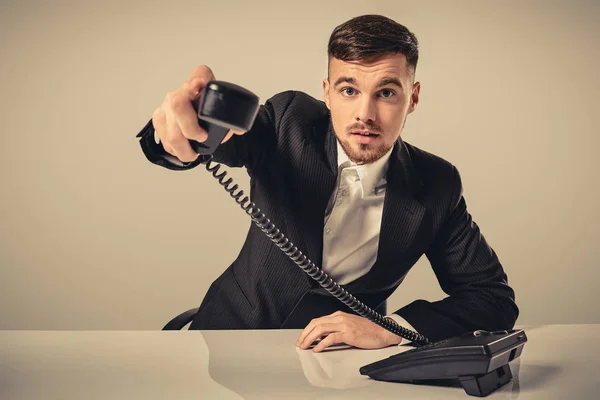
[338,136,393,165]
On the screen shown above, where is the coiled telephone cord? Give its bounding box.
[203,156,429,346]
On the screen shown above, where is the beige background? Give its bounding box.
[0,0,598,330]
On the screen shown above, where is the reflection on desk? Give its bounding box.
[0,325,597,399]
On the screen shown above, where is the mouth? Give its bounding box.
[350,131,380,144]
[352,131,379,136]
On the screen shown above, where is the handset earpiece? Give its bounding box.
[190,80,260,155]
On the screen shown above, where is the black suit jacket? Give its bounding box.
[137,90,518,342]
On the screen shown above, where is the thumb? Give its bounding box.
[188,77,210,99]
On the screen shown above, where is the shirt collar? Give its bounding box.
[336,139,393,196]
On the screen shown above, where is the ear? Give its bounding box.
[322,78,330,109]
[407,81,420,114]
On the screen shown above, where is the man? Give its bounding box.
[136,15,518,352]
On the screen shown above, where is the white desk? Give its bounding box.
[0,325,598,399]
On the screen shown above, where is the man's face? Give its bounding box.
[323,53,420,164]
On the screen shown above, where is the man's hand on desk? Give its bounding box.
[295,311,403,353]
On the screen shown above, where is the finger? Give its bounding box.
[296,313,345,347]
[169,125,198,162]
[173,97,207,143]
[152,106,167,142]
[152,107,178,156]
[167,89,207,143]
[185,78,204,100]
[297,315,345,349]
[189,64,215,84]
[296,316,326,347]
[163,142,175,155]
[221,129,246,144]
[300,323,340,349]
[300,323,340,350]
[164,103,198,163]
[221,130,234,144]
[313,332,344,353]
[221,129,245,144]
[169,128,198,163]
[296,326,314,348]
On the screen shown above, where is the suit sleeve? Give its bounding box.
[394,166,519,342]
[135,91,297,173]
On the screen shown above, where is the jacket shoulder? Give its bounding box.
[405,142,456,177]
[265,90,328,122]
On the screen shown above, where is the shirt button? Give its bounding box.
[326,228,332,234]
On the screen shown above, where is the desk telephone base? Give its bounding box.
[360,329,527,397]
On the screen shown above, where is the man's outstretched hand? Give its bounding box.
[296,311,403,353]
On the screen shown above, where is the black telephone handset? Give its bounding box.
[188,81,260,155]
[189,81,527,397]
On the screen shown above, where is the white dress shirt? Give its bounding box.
[322,140,417,337]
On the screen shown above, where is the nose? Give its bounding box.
[355,96,377,123]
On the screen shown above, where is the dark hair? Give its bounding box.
[327,15,419,77]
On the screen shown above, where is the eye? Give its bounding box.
[379,89,396,98]
[341,87,356,96]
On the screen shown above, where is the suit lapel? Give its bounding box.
[345,138,426,294]
[322,118,338,174]
[288,115,337,272]
[378,138,426,256]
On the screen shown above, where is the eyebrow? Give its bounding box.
[333,76,403,90]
